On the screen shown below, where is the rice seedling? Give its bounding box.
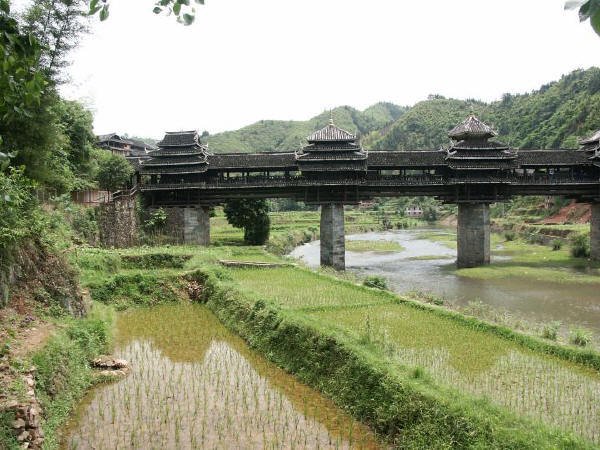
[310,304,600,443]
[66,304,379,449]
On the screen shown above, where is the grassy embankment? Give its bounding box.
[72,213,600,447]
[415,230,600,284]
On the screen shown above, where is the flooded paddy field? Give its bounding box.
[65,304,380,449]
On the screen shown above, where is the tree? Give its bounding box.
[566,1,600,36]
[0,0,45,154]
[88,0,205,26]
[223,199,271,245]
[96,153,134,191]
[23,0,89,85]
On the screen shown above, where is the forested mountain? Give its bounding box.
[366,68,600,151]
[204,103,406,153]
[205,68,600,153]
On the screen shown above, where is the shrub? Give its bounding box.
[144,208,167,232]
[541,321,561,340]
[362,276,387,290]
[551,239,563,251]
[569,327,593,347]
[569,233,590,258]
[504,231,516,242]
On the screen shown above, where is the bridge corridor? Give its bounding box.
[133,116,600,269]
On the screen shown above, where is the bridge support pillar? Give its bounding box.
[320,203,345,270]
[457,203,490,268]
[591,202,600,261]
[184,206,210,245]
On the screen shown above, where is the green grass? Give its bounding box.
[414,231,457,248]
[459,239,600,283]
[228,266,390,309]
[345,239,405,252]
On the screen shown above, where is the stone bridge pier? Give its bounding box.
[457,203,490,268]
[592,201,600,261]
[320,203,345,270]
[183,206,211,245]
[158,206,210,245]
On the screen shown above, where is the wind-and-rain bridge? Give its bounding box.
[132,116,600,270]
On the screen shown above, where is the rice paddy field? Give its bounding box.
[65,304,380,449]
[227,266,600,443]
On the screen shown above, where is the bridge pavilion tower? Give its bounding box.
[140,131,212,245]
[579,129,600,261]
[296,116,367,270]
[447,116,517,268]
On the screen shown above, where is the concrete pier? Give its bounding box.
[591,202,600,261]
[184,206,210,245]
[320,203,345,270]
[457,203,490,268]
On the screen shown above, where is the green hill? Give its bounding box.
[366,68,600,151]
[204,103,406,153]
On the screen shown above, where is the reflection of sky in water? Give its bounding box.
[290,229,600,335]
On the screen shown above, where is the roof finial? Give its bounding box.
[329,109,334,126]
[469,105,475,118]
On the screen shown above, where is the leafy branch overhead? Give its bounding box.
[88,0,204,25]
[565,0,600,36]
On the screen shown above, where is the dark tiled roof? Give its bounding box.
[302,143,362,151]
[149,146,206,157]
[140,165,208,174]
[579,143,600,153]
[141,156,207,166]
[580,130,600,145]
[97,133,122,142]
[451,139,509,150]
[207,153,297,170]
[126,157,148,170]
[448,116,497,140]
[447,160,518,170]
[158,131,203,147]
[367,151,447,167]
[297,152,367,161]
[296,161,367,172]
[517,150,589,166]
[306,123,355,143]
[447,150,517,159]
[127,138,157,151]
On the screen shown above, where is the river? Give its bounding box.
[290,229,600,337]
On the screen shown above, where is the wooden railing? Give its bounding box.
[139,173,599,191]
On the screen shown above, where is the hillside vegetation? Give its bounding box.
[204,68,600,153]
[204,103,406,152]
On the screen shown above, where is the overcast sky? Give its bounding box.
[54,0,600,138]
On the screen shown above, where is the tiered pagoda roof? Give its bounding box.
[296,116,367,172]
[140,131,209,175]
[446,116,517,170]
[578,130,600,167]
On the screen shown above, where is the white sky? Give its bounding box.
[54,0,600,138]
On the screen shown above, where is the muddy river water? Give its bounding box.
[290,229,600,336]
[64,304,380,449]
